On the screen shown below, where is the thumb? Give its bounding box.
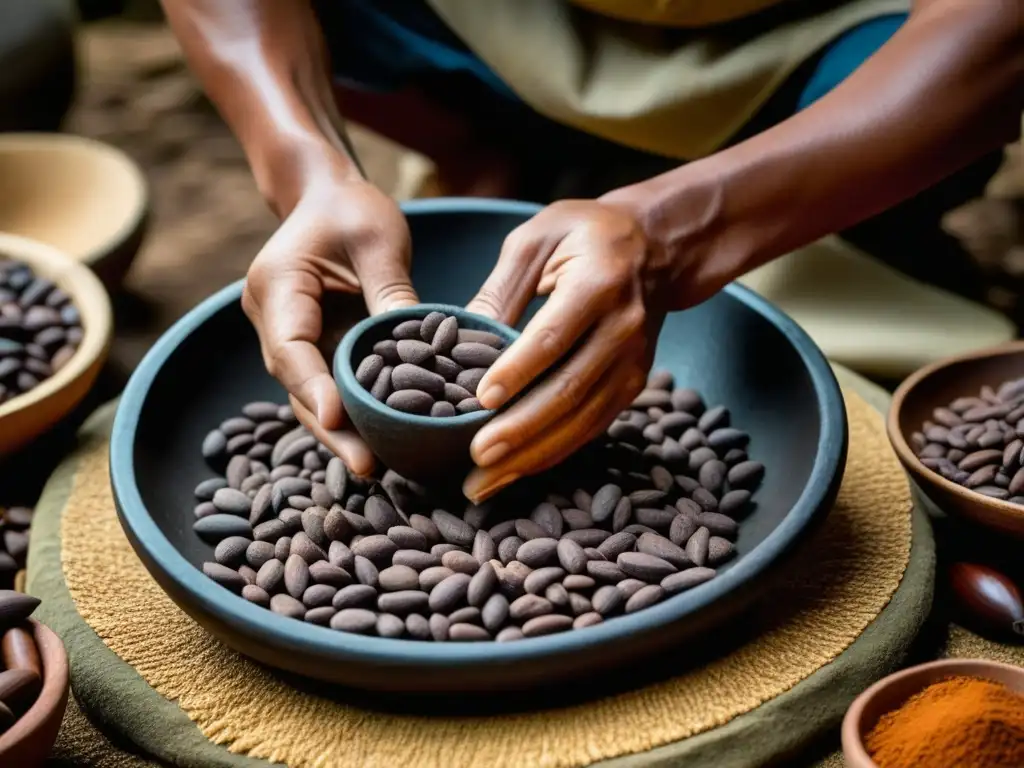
[356,245,420,316]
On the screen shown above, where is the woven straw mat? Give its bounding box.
[60,387,912,768]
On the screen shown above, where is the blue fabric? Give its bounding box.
[313,0,517,99]
[796,14,908,110]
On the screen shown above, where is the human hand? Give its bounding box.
[242,179,418,477]
[463,199,673,502]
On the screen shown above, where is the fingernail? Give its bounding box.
[478,383,507,410]
[476,441,510,467]
[466,472,519,502]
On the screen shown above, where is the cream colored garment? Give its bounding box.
[425,0,909,159]
[739,237,1016,379]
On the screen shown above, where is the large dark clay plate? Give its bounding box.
[111,199,847,693]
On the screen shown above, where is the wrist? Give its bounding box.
[601,157,746,308]
[251,134,363,219]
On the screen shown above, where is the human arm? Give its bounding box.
[161,0,418,475]
[463,0,1024,501]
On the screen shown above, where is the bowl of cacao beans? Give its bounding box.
[0,592,70,767]
[110,198,846,693]
[888,341,1024,538]
[334,303,519,484]
[0,233,113,457]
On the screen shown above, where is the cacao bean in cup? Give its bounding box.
[355,311,503,417]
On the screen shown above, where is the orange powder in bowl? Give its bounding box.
[864,676,1024,768]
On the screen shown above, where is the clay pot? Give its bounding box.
[0,133,148,287]
[842,658,1024,767]
[0,620,70,767]
[888,341,1024,537]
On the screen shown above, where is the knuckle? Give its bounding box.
[371,279,417,307]
[470,286,505,317]
[533,325,563,356]
[628,368,647,395]
[622,302,647,334]
[501,227,532,261]
[546,199,578,218]
[502,421,532,451]
[552,369,584,412]
[245,259,269,290]
[265,345,289,381]
[341,221,381,258]
[597,271,628,299]
[240,284,258,320]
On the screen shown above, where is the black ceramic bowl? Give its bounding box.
[111,198,847,693]
[334,303,518,484]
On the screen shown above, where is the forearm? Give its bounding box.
[609,0,1024,303]
[161,0,362,217]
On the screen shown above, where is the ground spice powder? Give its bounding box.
[864,676,1024,768]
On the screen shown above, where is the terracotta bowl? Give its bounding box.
[887,341,1024,538]
[0,133,148,287]
[842,658,1024,767]
[0,233,113,457]
[0,620,71,767]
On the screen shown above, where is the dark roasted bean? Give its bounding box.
[685,527,711,567]
[432,509,476,547]
[636,532,691,569]
[662,567,717,594]
[442,550,480,575]
[562,528,612,547]
[617,552,677,582]
[516,538,559,568]
[626,585,665,613]
[429,573,471,613]
[468,562,498,607]
[597,532,636,560]
[202,562,245,593]
[586,560,627,583]
[524,567,565,596]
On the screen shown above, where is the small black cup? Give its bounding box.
[334,303,519,485]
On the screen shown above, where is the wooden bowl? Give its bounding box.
[0,133,148,287]
[887,342,1024,537]
[0,233,113,457]
[842,658,1024,767]
[0,620,71,767]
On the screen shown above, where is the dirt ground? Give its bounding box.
[66,21,1024,379]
